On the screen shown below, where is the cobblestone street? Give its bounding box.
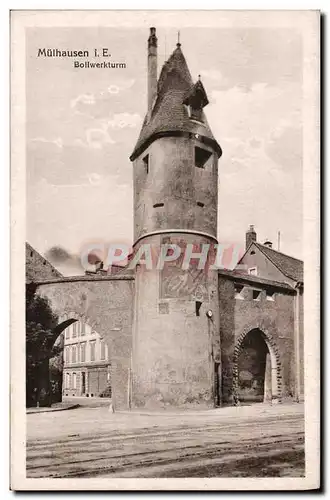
[26,403,304,478]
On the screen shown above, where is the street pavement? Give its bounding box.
[26,403,304,478]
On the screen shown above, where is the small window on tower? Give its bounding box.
[197,201,205,207]
[143,154,149,174]
[253,290,261,301]
[190,105,203,122]
[195,301,202,317]
[195,147,212,169]
[235,284,244,300]
[266,290,275,301]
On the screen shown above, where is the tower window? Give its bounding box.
[143,154,149,174]
[159,302,169,314]
[266,290,275,301]
[190,105,203,122]
[195,301,202,317]
[195,146,212,169]
[153,203,164,208]
[235,284,244,300]
[197,201,204,207]
[253,290,261,301]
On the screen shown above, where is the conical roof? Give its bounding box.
[130,45,222,160]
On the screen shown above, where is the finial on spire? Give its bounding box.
[198,74,201,80]
[177,30,181,47]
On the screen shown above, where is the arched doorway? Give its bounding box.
[233,328,281,404]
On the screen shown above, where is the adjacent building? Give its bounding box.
[62,320,111,398]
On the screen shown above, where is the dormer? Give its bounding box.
[183,78,209,123]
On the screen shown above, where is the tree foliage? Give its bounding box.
[26,284,60,406]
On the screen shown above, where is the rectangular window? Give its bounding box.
[81,322,85,336]
[77,343,80,363]
[266,290,275,301]
[190,106,203,122]
[72,322,77,338]
[235,284,244,300]
[72,372,77,390]
[72,345,77,363]
[195,146,212,169]
[64,346,70,364]
[90,341,96,362]
[65,326,70,340]
[80,343,86,363]
[248,267,258,276]
[66,373,70,389]
[195,301,202,317]
[143,154,149,174]
[253,290,261,301]
[100,340,106,360]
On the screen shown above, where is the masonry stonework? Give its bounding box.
[35,276,134,410]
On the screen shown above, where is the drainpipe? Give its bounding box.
[128,352,132,409]
[294,282,302,402]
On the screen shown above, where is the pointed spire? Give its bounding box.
[130,27,222,161]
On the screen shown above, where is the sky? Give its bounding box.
[26,26,303,275]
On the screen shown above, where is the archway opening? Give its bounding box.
[237,329,273,403]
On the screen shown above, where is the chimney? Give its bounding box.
[264,239,273,249]
[148,27,158,114]
[246,225,257,250]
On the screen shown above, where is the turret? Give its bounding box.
[129,29,222,410]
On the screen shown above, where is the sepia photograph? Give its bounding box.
[10,9,320,490]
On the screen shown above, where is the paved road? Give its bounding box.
[26,404,304,478]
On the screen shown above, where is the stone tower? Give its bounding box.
[129,28,222,409]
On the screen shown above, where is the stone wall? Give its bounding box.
[133,136,218,243]
[218,273,297,404]
[36,276,134,410]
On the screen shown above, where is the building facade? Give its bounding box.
[27,28,304,410]
[62,320,111,398]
